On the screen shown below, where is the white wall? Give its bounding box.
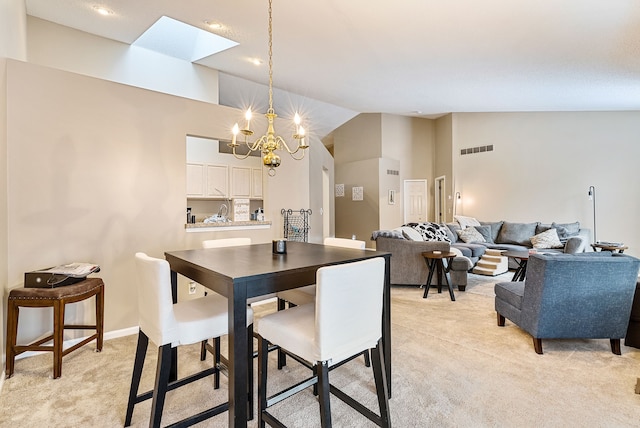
[451,111,640,257]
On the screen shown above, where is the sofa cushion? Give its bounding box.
[480,221,503,242]
[473,225,494,243]
[457,227,486,243]
[452,243,486,258]
[552,221,580,242]
[406,222,451,242]
[497,222,538,246]
[445,223,461,243]
[495,281,524,310]
[530,228,563,249]
[441,223,457,243]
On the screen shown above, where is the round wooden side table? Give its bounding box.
[421,251,457,301]
[591,243,628,253]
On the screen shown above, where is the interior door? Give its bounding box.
[403,179,428,223]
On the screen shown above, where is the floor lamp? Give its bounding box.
[588,185,597,244]
[454,192,461,217]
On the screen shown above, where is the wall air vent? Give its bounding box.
[460,145,493,155]
[386,169,399,176]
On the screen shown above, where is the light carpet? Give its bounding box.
[1,272,639,427]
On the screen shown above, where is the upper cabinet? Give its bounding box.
[187,162,229,198]
[187,136,263,200]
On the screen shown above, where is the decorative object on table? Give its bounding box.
[227,0,308,176]
[473,249,508,276]
[272,239,287,254]
[6,277,104,379]
[281,208,311,242]
[588,185,597,243]
[495,252,640,354]
[25,262,100,288]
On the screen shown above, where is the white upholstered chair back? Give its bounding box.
[134,253,178,347]
[202,237,252,248]
[323,237,366,249]
[315,257,385,363]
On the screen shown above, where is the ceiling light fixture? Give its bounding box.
[229,0,308,176]
[204,20,222,30]
[93,5,113,16]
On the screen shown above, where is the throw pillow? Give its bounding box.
[405,222,451,242]
[457,227,486,243]
[441,223,457,243]
[530,228,563,249]
[497,221,538,246]
[445,223,461,243]
[399,226,424,241]
[371,229,404,240]
[454,215,480,229]
[473,225,494,243]
[551,222,580,242]
[480,221,504,242]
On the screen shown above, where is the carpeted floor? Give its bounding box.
[1,272,639,427]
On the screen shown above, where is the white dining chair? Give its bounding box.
[125,253,254,428]
[276,237,366,306]
[255,257,391,428]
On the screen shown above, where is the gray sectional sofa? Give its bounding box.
[372,220,590,289]
[446,220,590,267]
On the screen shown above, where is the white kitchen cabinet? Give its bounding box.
[206,164,228,198]
[231,166,251,198]
[187,162,228,198]
[252,168,263,198]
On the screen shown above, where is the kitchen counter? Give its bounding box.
[185,220,272,232]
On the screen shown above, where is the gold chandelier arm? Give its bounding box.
[278,136,307,160]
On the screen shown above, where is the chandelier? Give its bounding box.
[229,0,308,176]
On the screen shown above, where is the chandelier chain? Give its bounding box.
[268,0,274,114]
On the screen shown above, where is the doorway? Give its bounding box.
[403,179,428,223]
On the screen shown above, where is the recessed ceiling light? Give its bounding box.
[250,58,263,66]
[93,5,113,16]
[204,20,222,30]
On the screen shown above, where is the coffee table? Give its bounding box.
[421,251,457,301]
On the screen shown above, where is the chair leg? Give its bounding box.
[214,336,221,389]
[125,330,149,427]
[371,339,391,428]
[316,361,332,428]
[95,284,104,351]
[277,298,287,369]
[53,300,65,379]
[247,324,254,421]
[149,344,173,428]
[200,339,208,361]
[497,313,505,326]
[5,301,19,379]
[257,335,269,428]
[363,350,371,368]
[610,338,621,355]
[533,338,543,354]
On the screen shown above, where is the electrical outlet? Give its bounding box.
[188,282,197,295]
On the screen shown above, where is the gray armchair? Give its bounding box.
[495,252,640,354]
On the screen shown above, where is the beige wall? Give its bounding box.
[451,111,640,257]
[334,113,437,242]
[435,114,454,221]
[0,58,7,377]
[3,60,312,352]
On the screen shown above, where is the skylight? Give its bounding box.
[132,16,238,62]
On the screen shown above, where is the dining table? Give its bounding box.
[165,241,392,428]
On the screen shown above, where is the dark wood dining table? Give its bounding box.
[165,241,392,428]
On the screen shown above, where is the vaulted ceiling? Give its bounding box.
[25,0,640,137]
